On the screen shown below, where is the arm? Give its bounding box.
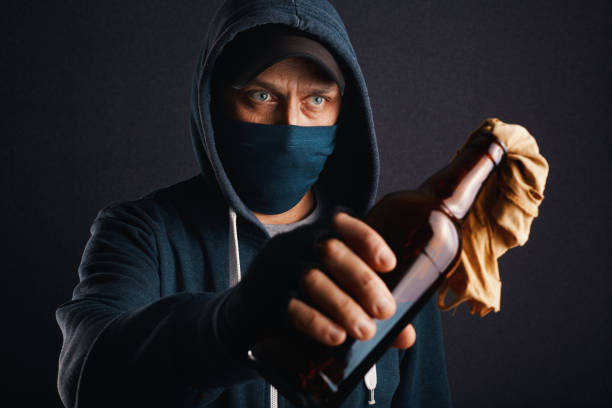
[56,204,258,408]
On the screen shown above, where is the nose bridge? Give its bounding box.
[284,93,301,126]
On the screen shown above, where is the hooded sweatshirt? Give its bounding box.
[56,1,452,407]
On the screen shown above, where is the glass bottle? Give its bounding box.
[248,131,507,407]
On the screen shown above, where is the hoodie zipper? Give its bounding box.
[229,208,278,408]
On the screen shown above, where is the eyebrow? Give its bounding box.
[236,79,338,95]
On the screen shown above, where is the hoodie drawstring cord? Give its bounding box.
[228,207,241,287]
[365,364,377,405]
[228,207,377,406]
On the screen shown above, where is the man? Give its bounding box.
[56,1,452,407]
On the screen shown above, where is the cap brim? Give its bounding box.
[223,28,345,95]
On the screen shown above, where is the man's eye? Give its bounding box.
[251,91,270,102]
[310,96,325,106]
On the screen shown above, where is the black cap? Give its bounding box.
[216,24,345,95]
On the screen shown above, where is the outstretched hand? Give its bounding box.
[219,211,416,355]
[288,212,416,349]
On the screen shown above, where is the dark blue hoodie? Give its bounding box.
[56,1,452,407]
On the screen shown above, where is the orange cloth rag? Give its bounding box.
[437,118,549,317]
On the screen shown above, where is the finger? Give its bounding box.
[318,238,396,320]
[391,324,416,349]
[303,268,376,341]
[288,297,346,346]
[332,212,396,272]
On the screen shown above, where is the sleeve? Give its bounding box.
[391,296,453,408]
[55,203,258,408]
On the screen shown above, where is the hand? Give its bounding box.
[288,212,416,349]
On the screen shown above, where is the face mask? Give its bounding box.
[216,118,337,214]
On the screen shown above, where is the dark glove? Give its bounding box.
[216,207,356,359]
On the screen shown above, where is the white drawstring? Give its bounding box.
[228,207,278,408]
[228,207,376,406]
[228,207,241,287]
[364,364,377,405]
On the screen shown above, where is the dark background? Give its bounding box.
[3,1,611,406]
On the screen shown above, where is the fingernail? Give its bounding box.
[377,247,395,268]
[375,296,391,317]
[328,326,345,344]
[356,318,375,339]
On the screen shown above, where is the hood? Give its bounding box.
[189,0,380,229]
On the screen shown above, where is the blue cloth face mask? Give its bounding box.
[216,118,337,214]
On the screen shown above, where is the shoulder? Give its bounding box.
[94,174,225,230]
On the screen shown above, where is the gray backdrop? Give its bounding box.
[3,1,611,406]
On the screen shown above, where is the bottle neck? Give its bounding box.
[422,133,506,221]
